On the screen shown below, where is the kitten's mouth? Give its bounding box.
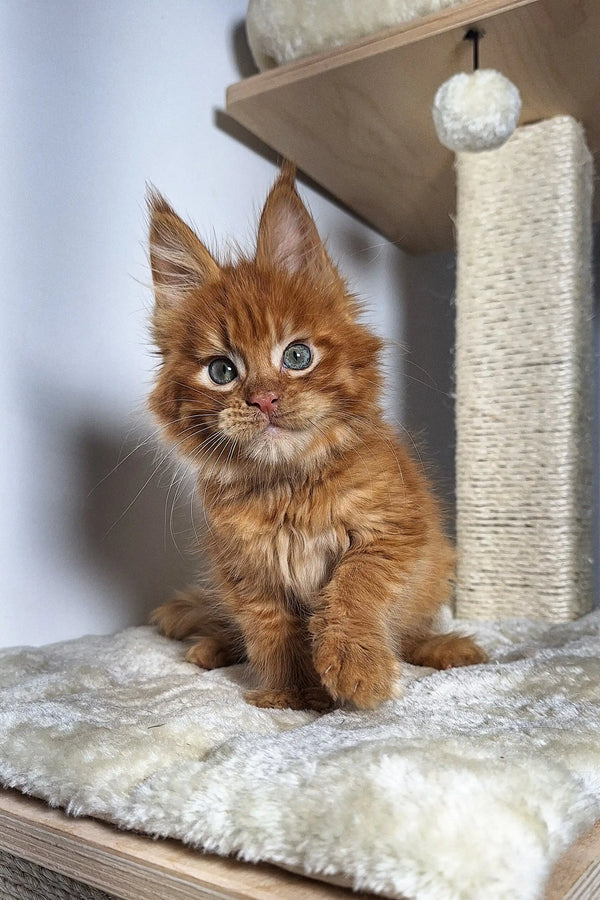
[263,422,290,436]
[260,415,319,439]
[258,420,308,442]
[241,415,316,464]
[262,417,308,435]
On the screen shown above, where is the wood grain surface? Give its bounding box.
[0,789,373,900]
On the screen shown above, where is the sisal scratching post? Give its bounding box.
[455,116,593,621]
[0,850,115,900]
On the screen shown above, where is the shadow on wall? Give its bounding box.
[231,19,259,78]
[214,19,278,170]
[78,422,199,624]
[217,20,393,223]
[402,250,457,533]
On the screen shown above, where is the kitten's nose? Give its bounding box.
[248,391,279,419]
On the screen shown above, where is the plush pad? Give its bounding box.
[246,0,469,70]
[1,613,599,900]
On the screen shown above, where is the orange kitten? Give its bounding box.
[148,162,486,711]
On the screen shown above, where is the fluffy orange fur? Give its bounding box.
[148,162,486,711]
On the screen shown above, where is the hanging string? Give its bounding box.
[464,28,485,71]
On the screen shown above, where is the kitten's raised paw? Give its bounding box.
[312,626,399,709]
[244,686,333,712]
[406,633,488,670]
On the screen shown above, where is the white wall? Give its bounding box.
[2,0,450,647]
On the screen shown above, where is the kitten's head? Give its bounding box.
[148,162,383,480]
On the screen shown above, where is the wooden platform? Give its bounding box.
[226,0,600,253]
[0,790,371,900]
[1,789,599,899]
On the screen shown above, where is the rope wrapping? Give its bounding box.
[0,850,115,900]
[455,116,593,620]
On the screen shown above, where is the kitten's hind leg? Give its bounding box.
[403,632,488,670]
[151,587,245,668]
[151,589,209,640]
[185,636,242,670]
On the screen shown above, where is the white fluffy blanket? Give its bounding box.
[246,0,468,70]
[1,613,599,900]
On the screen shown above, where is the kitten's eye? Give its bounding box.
[282,343,312,370]
[208,357,238,385]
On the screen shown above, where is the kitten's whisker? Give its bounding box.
[103,453,169,537]
[165,460,193,557]
[193,433,235,540]
[402,374,449,396]
[176,403,222,412]
[87,421,184,497]
[340,410,409,501]
[87,433,159,497]
[302,415,377,496]
[210,438,237,507]
[179,445,214,543]
[172,421,220,440]
[190,481,202,546]
[336,403,424,472]
[172,381,230,409]
[88,410,225,499]
[100,421,229,539]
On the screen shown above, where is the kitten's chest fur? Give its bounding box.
[207,479,350,605]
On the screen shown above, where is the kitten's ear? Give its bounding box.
[147,187,220,309]
[255,161,334,279]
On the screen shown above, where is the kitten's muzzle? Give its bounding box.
[247,391,279,423]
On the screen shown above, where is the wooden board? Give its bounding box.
[1,789,599,899]
[226,0,600,254]
[545,820,600,900]
[0,789,373,900]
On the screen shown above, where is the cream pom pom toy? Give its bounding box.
[432,29,521,153]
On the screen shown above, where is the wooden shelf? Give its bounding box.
[226,0,600,254]
[1,790,599,900]
[0,790,373,900]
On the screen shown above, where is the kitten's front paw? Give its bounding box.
[311,622,399,709]
[244,686,333,712]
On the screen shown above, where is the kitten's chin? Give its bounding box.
[245,424,313,466]
[243,417,361,472]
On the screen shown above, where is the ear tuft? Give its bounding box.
[147,185,220,310]
[255,161,334,280]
